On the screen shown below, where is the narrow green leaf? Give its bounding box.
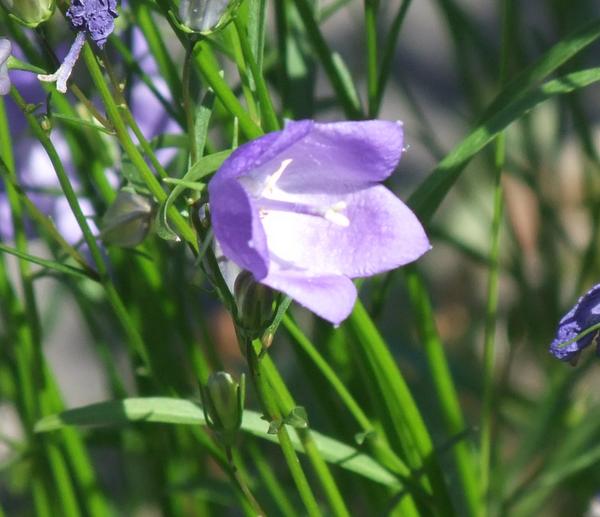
[409,67,600,223]
[0,244,95,281]
[35,397,401,489]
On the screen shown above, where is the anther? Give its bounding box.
[262,159,293,196]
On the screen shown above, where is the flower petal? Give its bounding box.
[0,39,11,62]
[209,178,269,279]
[549,283,600,361]
[261,269,357,325]
[255,120,404,195]
[215,120,313,183]
[261,185,430,277]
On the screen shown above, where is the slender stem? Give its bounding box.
[233,16,280,132]
[374,0,413,115]
[193,41,264,139]
[364,0,379,117]
[183,38,200,166]
[246,339,321,517]
[405,266,480,517]
[293,0,363,119]
[248,442,297,517]
[348,300,456,516]
[480,0,512,512]
[228,22,260,124]
[225,446,266,516]
[100,50,171,180]
[82,44,198,250]
[261,355,350,517]
[282,316,418,480]
[0,100,83,517]
[283,315,371,430]
[10,86,153,372]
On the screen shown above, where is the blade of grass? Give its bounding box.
[404,267,479,517]
[347,300,456,516]
[35,397,402,489]
[293,0,363,118]
[409,66,600,224]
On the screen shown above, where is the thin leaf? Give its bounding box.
[409,67,600,223]
[35,397,401,489]
[0,243,96,281]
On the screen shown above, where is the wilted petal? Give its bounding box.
[261,185,430,277]
[209,177,269,279]
[262,269,357,325]
[549,283,600,361]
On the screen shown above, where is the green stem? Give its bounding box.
[246,339,321,517]
[82,44,198,249]
[228,23,260,124]
[183,38,200,166]
[374,0,413,115]
[233,16,280,132]
[283,315,371,430]
[405,266,479,517]
[103,56,171,181]
[282,316,419,484]
[0,100,83,517]
[248,442,297,517]
[348,300,455,516]
[193,41,264,139]
[261,355,350,517]
[480,1,512,512]
[10,86,153,372]
[293,0,363,119]
[225,446,266,516]
[364,0,379,117]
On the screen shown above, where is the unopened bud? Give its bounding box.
[178,0,241,34]
[1,0,55,28]
[100,190,154,248]
[202,372,245,444]
[234,271,276,338]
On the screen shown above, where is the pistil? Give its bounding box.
[38,31,86,93]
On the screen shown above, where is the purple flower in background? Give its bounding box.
[549,283,600,363]
[38,0,118,93]
[208,120,431,324]
[67,0,118,48]
[0,39,11,95]
[2,31,170,245]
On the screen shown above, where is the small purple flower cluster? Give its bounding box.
[38,0,118,92]
[67,0,118,49]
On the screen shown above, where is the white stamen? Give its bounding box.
[262,158,293,196]
[324,201,350,227]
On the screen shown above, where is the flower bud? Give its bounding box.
[100,190,154,248]
[0,0,55,28]
[234,270,276,338]
[202,372,245,444]
[178,0,241,34]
